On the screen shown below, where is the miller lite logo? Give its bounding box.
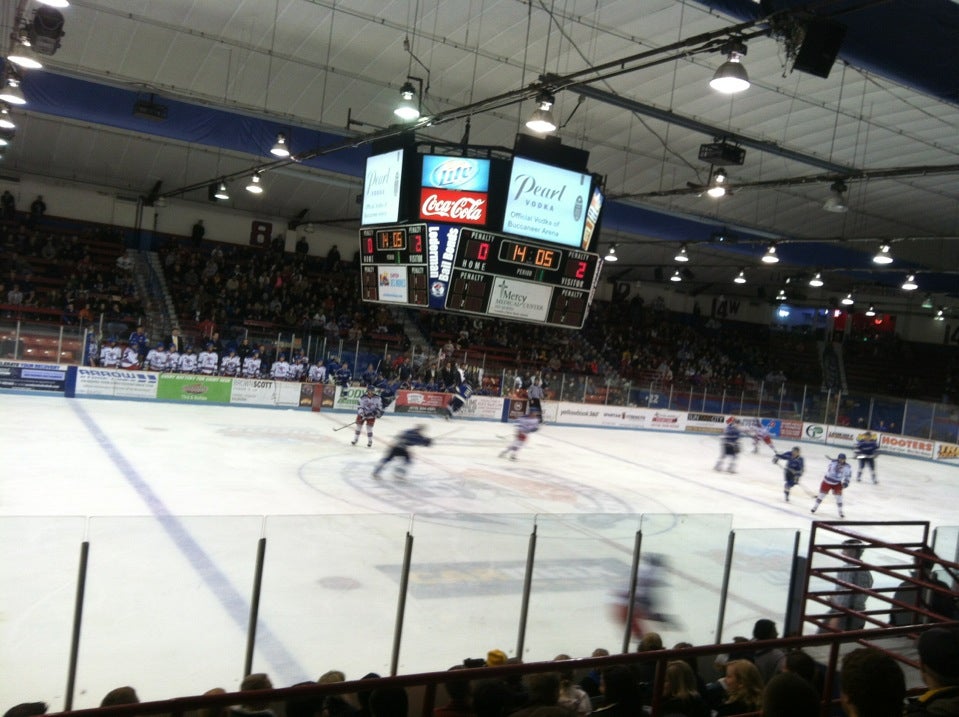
[419,188,487,225]
[429,158,479,189]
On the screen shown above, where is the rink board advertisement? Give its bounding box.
[553,403,686,431]
[880,433,934,460]
[69,366,158,398]
[392,389,449,415]
[0,360,68,392]
[936,441,959,461]
[156,375,232,403]
[685,412,726,434]
[230,378,279,405]
[803,423,827,443]
[333,385,375,412]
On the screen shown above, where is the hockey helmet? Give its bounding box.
[792,446,801,454]
[251,349,260,356]
[156,342,165,348]
[168,343,177,350]
[837,453,847,460]
[366,385,376,394]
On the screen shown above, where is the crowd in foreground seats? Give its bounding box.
[7,623,957,717]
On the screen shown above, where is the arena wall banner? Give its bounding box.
[823,426,859,448]
[779,420,803,440]
[803,423,827,443]
[463,394,505,420]
[69,366,158,399]
[935,441,959,462]
[880,433,934,460]
[685,412,726,434]
[156,375,233,403]
[648,409,687,432]
[1,360,68,392]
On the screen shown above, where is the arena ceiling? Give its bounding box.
[2,0,958,316]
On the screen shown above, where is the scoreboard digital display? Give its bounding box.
[359,224,429,307]
[359,222,601,329]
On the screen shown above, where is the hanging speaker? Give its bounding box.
[794,17,846,78]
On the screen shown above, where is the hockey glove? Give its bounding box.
[772,457,779,464]
[842,479,850,488]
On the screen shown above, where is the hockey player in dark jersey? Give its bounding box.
[714,418,742,473]
[372,424,432,479]
[445,380,474,419]
[351,386,383,447]
[773,446,805,502]
[854,430,879,483]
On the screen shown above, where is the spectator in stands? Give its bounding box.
[578,648,608,703]
[906,627,959,716]
[828,540,873,631]
[285,683,323,717]
[230,673,275,717]
[472,680,514,717]
[100,686,140,707]
[761,672,818,717]
[890,548,958,625]
[1,189,15,220]
[751,619,786,682]
[659,660,709,717]
[510,672,574,717]
[592,665,644,717]
[6,282,23,305]
[839,648,905,717]
[434,666,475,717]
[552,655,591,716]
[199,687,228,717]
[369,686,408,717]
[325,244,341,272]
[296,236,309,255]
[315,670,356,717]
[191,219,206,247]
[715,660,763,717]
[27,195,45,228]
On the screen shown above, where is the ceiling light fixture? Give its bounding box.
[706,167,727,198]
[733,270,747,284]
[709,40,749,94]
[0,78,26,106]
[901,274,918,291]
[808,272,824,288]
[670,270,682,282]
[245,173,263,194]
[934,307,945,321]
[270,133,290,158]
[213,181,230,201]
[761,243,779,264]
[36,0,70,7]
[674,245,689,262]
[921,295,934,309]
[393,79,421,121]
[604,244,618,262]
[7,43,43,70]
[865,305,876,317]
[841,293,854,306]
[823,180,849,213]
[873,243,894,264]
[776,288,788,302]
[525,92,558,133]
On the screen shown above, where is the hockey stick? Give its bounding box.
[333,420,357,432]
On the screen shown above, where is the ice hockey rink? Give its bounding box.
[2,392,958,710]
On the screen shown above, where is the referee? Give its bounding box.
[527,375,545,420]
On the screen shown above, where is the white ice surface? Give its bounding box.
[1,394,957,709]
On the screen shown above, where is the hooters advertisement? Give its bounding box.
[419,156,491,226]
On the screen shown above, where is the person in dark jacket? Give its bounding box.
[906,628,959,717]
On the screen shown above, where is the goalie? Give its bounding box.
[772,446,804,502]
[351,386,384,447]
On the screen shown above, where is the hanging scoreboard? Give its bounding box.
[359,223,430,307]
[446,228,601,328]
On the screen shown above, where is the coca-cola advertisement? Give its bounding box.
[419,188,488,225]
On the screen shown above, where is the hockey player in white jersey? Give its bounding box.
[242,350,262,378]
[308,359,327,383]
[271,353,292,381]
[145,342,168,372]
[750,419,776,454]
[119,342,141,369]
[99,338,121,368]
[219,347,241,377]
[197,343,219,375]
[811,453,853,518]
[351,386,384,447]
[166,344,180,373]
[178,345,198,373]
[499,409,541,460]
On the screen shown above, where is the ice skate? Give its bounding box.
[510,454,517,461]
[367,440,372,447]
[350,437,358,445]
[839,511,845,518]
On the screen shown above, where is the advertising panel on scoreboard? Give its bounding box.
[375,266,410,303]
[361,149,405,225]
[502,155,592,248]
[419,155,491,226]
[580,183,604,252]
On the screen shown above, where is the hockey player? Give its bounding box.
[271,354,292,381]
[811,453,853,518]
[307,359,327,383]
[499,409,540,460]
[751,419,776,454]
[372,424,432,479]
[351,386,383,447]
[445,379,474,419]
[714,418,742,473]
[99,337,121,368]
[197,343,219,375]
[855,430,879,483]
[145,342,168,372]
[333,362,352,388]
[178,345,198,373]
[612,553,674,640]
[773,446,805,502]
[219,347,241,377]
[166,343,180,373]
[119,341,141,369]
[242,349,262,378]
